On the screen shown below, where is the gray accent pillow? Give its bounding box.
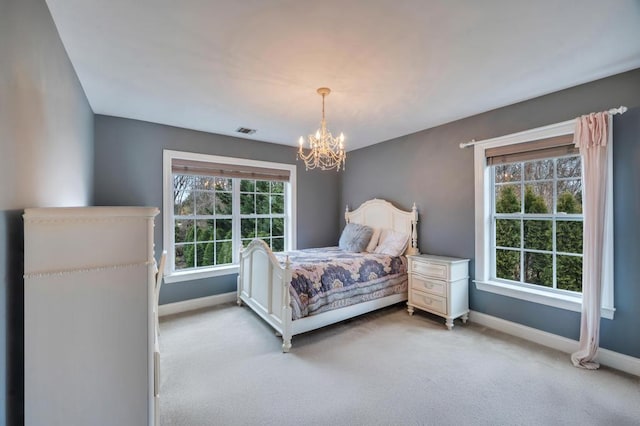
[338,223,374,252]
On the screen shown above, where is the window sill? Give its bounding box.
[474,280,615,320]
[164,264,239,283]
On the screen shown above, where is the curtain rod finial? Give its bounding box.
[608,106,627,115]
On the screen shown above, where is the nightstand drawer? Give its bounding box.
[411,275,446,297]
[410,290,447,315]
[412,260,447,279]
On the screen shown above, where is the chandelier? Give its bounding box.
[297,87,346,171]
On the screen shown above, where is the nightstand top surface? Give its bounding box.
[408,253,469,263]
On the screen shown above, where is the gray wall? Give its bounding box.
[0,0,95,423]
[93,115,341,304]
[341,68,640,358]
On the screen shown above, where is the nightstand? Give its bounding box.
[407,254,470,330]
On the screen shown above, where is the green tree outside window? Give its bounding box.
[494,156,583,292]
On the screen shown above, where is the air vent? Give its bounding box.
[236,127,257,135]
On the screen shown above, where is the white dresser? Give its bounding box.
[407,254,470,330]
[24,207,159,426]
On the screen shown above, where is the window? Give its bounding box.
[473,120,614,319]
[239,179,286,252]
[492,154,583,293]
[173,175,233,269]
[163,150,296,282]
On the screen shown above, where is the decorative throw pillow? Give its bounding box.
[338,223,374,252]
[366,228,381,252]
[374,229,410,256]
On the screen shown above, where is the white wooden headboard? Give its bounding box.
[345,199,419,255]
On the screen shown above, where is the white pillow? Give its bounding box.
[366,228,381,252]
[374,229,409,256]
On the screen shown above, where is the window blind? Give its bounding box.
[486,134,577,165]
[172,159,291,182]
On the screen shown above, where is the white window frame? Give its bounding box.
[473,120,615,319]
[162,150,297,283]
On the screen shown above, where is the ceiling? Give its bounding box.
[46,0,640,151]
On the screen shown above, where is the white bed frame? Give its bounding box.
[237,199,419,352]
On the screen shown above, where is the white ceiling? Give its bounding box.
[46,0,640,151]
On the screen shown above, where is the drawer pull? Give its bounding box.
[413,276,446,297]
[411,290,447,315]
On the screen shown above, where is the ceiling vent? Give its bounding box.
[236,127,257,135]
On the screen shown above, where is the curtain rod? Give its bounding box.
[459,105,628,149]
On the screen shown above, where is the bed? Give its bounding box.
[237,198,419,352]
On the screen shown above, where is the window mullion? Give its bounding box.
[284,180,289,251]
[232,178,240,263]
[490,166,497,280]
[552,158,558,290]
[519,163,525,284]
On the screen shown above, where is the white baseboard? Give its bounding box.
[158,292,237,317]
[468,310,640,377]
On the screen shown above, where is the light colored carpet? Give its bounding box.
[158,303,640,426]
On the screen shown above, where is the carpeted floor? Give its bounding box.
[158,303,640,426]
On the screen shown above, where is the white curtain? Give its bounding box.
[570,112,612,370]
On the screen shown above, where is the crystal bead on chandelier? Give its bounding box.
[297,87,346,171]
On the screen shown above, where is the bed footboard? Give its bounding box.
[237,239,293,352]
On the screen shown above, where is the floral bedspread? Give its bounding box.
[275,247,407,320]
